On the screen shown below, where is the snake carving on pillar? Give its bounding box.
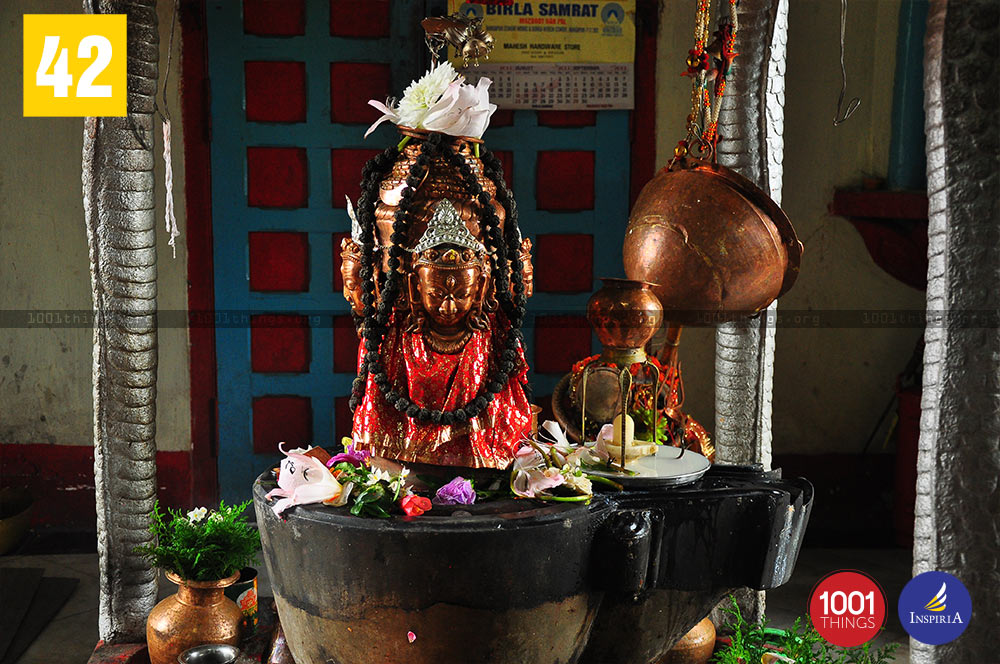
[911,1,999,661]
[82,0,159,644]
[710,0,789,625]
[713,0,788,472]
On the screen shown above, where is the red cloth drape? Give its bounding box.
[352,315,531,469]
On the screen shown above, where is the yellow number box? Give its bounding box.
[23,14,127,117]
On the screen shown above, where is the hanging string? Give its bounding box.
[162,121,179,258]
[157,0,182,257]
[833,0,861,125]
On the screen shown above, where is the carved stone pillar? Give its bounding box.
[82,0,160,643]
[712,0,789,623]
[911,0,1000,660]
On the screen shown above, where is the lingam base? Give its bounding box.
[254,465,811,664]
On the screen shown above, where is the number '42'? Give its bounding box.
[36,35,113,98]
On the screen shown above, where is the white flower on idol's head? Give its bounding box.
[187,506,208,523]
[365,62,460,138]
[422,77,497,139]
[397,61,460,127]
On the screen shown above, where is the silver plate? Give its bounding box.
[585,444,711,488]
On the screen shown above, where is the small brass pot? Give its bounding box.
[586,278,663,361]
[146,571,243,664]
[660,617,716,664]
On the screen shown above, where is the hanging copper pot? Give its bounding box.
[623,158,802,325]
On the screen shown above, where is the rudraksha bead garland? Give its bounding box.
[348,132,530,425]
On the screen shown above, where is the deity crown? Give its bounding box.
[411,199,486,256]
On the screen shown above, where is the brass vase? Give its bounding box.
[146,571,243,664]
[586,278,663,364]
[660,617,716,664]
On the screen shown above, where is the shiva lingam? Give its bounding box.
[553,279,713,458]
[579,278,663,468]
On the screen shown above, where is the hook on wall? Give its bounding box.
[834,0,862,126]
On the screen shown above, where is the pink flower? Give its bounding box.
[364,99,399,138]
[407,631,417,643]
[421,77,497,139]
[511,467,565,499]
[433,476,476,505]
[400,494,432,517]
[327,442,370,468]
[513,444,544,470]
[266,443,343,516]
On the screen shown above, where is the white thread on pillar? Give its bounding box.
[162,119,180,258]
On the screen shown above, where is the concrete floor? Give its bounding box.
[0,548,910,663]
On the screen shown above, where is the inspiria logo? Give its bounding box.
[898,571,971,645]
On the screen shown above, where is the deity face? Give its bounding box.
[407,246,489,354]
[339,238,364,316]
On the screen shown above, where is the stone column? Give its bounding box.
[712,0,789,623]
[82,0,160,643]
[911,0,1000,660]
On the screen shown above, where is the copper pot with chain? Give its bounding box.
[624,157,801,326]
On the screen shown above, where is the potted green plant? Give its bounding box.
[712,596,900,664]
[136,501,260,664]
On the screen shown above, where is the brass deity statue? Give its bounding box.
[344,133,534,469]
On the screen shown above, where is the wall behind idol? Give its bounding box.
[0,0,191,527]
[654,0,926,460]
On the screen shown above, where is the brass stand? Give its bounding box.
[580,347,661,471]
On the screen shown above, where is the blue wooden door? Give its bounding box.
[206,0,631,501]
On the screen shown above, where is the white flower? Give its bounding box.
[422,77,497,139]
[208,512,223,523]
[266,450,344,517]
[562,472,592,496]
[328,482,354,508]
[366,468,392,486]
[365,62,460,138]
[187,506,207,523]
[397,62,460,127]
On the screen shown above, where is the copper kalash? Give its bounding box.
[340,131,533,469]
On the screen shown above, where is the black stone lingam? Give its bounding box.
[254,465,811,664]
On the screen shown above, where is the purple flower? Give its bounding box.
[326,443,370,468]
[433,476,476,506]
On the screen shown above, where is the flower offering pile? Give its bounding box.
[265,421,625,519]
